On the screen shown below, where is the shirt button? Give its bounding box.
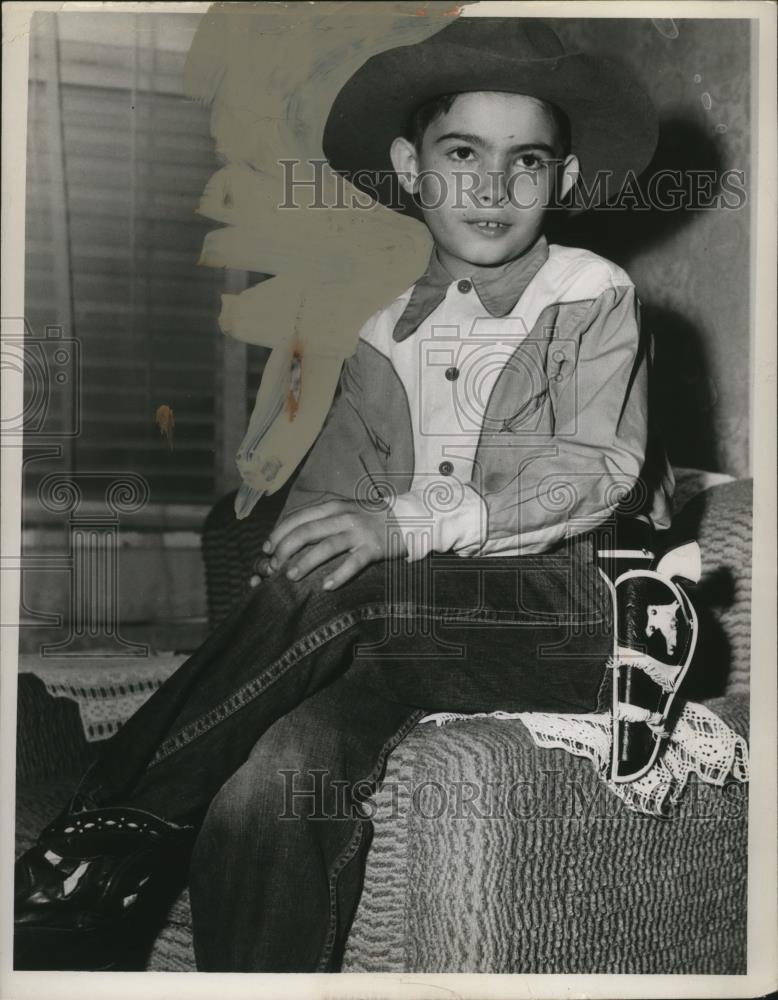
[457,279,472,294]
[445,366,460,381]
[439,461,454,476]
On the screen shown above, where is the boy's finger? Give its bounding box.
[258,557,275,577]
[266,504,336,552]
[266,500,351,553]
[284,533,352,581]
[272,514,351,568]
[321,547,374,591]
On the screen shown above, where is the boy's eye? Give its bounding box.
[515,153,544,170]
[449,146,475,161]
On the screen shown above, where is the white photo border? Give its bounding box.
[1,2,775,998]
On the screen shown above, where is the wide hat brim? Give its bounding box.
[323,19,658,218]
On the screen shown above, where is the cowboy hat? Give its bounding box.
[323,18,658,217]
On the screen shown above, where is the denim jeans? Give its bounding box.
[74,528,616,972]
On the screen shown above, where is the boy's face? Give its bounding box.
[391,92,578,274]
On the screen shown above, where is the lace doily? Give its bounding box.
[419,701,749,817]
[19,654,188,741]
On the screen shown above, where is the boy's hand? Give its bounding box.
[260,500,407,590]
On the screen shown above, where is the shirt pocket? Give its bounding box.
[499,384,551,434]
[369,428,392,457]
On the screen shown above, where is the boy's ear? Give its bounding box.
[390,137,420,195]
[557,154,580,201]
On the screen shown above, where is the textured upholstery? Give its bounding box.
[15,474,752,973]
[201,483,292,629]
[15,673,94,784]
[666,478,753,698]
[343,694,748,974]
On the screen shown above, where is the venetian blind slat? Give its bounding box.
[24,16,228,507]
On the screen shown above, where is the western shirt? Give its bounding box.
[279,236,675,562]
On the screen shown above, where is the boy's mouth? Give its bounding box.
[467,219,512,235]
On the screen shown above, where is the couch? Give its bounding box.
[15,470,752,973]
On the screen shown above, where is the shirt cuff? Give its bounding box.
[389,483,487,562]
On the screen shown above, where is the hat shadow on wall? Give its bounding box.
[547,113,727,472]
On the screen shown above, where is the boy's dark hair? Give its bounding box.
[405,92,571,157]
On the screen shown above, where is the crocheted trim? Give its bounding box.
[22,655,188,742]
[418,700,749,817]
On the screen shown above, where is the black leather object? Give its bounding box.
[14,806,194,971]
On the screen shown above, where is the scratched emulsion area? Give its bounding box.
[184,2,470,518]
[154,405,175,451]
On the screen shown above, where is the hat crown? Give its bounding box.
[425,17,566,61]
[323,16,659,218]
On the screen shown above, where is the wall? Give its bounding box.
[18,524,208,654]
[552,17,752,477]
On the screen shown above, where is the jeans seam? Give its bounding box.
[377,602,608,625]
[147,595,608,768]
[315,707,426,972]
[147,604,389,767]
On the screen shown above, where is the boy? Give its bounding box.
[14,17,673,973]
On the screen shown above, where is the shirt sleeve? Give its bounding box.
[389,284,652,560]
[277,340,388,522]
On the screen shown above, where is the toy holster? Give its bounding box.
[588,514,701,783]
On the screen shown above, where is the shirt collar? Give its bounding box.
[392,235,550,343]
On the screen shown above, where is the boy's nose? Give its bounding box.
[476,169,508,206]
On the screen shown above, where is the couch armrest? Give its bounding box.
[667,478,753,698]
[200,482,292,629]
[16,674,96,784]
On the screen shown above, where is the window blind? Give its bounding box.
[23,13,254,514]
